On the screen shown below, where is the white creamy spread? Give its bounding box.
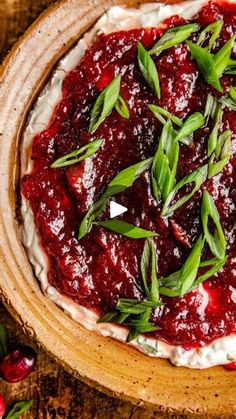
[21,0,236,368]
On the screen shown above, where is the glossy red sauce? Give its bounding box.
[21,1,236,348]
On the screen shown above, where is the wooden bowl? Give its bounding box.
[0,0,235,416]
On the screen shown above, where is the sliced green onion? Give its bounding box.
[175,112,205,145]
[141,238,159,302]
[102,158,153,198]
[213,35,236,78]
[208,129,231,178]
[187,41,222,92]
[193,256,227,287]
[94,220,157,239]
[197,20,223,50]
[78,158,152,239]
[51,139,104,168]
[207,102,222,157]
[229,86,236,102]
[138,41,161,99]
[201,189,226,260]
[162,164,208,216]
[148,104,183,127]
[115,95,130,119]
[5,400,33,419]
[117,299,160,314]
[89,75,121,133]
[78,198,108,240]
[151,120,179,202]
[160,235,204,296]
[204,94,218,119]
[149,23,199,55]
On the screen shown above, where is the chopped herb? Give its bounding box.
[94,220,157,238]
[208,129,231,178]
[141,238,159,302]
[115,95,130,119]
[138,41,161,99]
[193,256,227,287]
[78,198,108,240]
[161,164,208,216]
[89,75,121,133]
[102,158,153,198]
[213,35,236,77]
[98,238,162,341]
[159,235,204,296]
[78,158,152,239]
[5,400,33,419]
[148,104,182,127]
[201,189,226,260]
[151,120,179,202]
[51,139,104,168]
[187,41,223,92]
[175,112,205,145]
[229,86,236,102]
[207,102,222,157]
[204,94,218,119]
[117,298,160,314]
[197,20,223,50]
[149,23,199,55]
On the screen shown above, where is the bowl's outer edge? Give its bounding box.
[0,0,236,416]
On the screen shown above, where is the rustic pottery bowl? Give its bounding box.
[0,0,236,416]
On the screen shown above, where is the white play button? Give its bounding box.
[110,201,128,219]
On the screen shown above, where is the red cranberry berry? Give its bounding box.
[224,362,236,371]
[0,346,36,383]
[0,394,6,419]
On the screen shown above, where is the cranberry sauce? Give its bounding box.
[22,1,236,347]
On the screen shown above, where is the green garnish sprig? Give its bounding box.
[161,164,208,217]
[148,104,182,127]
[197,20,223,50]
[149,23,200,55]
[138,41,161,99]
[98,238,162,342]
[205,94,231,178]
[89,75,121,133]
[78,158,153,239]
[115,95,130,119]
[201,190,226,260]
[5,400,33,419]
[151,120,179,203]
[149,105,204,145]
[208,129,231,179]
[225,58,236,75]
[219,86,236,111]
[160,190,227,296]
[51,139,104,168]
[187,34,236,92]
[94,220,157,239]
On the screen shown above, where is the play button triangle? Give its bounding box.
[110,201,128,219]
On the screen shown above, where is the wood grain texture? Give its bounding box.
[0,302,167,418]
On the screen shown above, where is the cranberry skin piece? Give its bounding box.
[224,362,236,371]
[0,346,36,383]
[0,394,6,419]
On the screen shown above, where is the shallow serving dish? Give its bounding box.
[0,0,236,416]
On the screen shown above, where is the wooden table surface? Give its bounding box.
[0,1,166,417]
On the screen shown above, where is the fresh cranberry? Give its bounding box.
[0,346,36,383]
[224,362,236,371]
[0,394,6,419]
